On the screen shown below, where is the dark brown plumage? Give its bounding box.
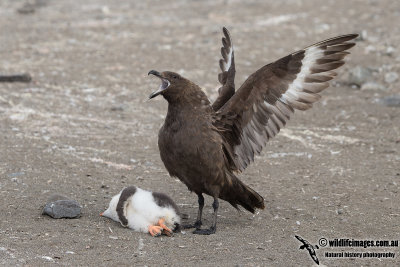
[148,28,357,235]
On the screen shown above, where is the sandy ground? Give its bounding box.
[1,0,399,266]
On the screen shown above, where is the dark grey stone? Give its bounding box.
[43,194,82,219]
[110,104,126,111]
[378,95,400,107]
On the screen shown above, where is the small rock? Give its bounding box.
[43,194,81,219]
[0,73,31,83]
[378,95,400,107]
[137,238,144,251]
[365,45,377,54]
[386,46,395,56]
[385,72,399,84]
[41,256,54,262]
[346,66,372,87]
[110,105,125,111]
[7,172,25,177]
[356,30,368,41]
[17,0,47,14]
[17,4,35,14]
[101,6,110,15]
[361,82,386,91]
[337,209,344,215]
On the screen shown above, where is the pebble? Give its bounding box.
[101,6,110,15]
[17,4,35,14]
[346,66,372,87]
[364,45,377,54]
[110,104,125,111]
[7,172,25,177]
[378,95,400,107]
[137,238,144,253]
[384,72,399,83]
[41,256,54,262]
[43,194,82,219]
[358,30,368,41]
[386,46,395,56]
[360,82,386,91]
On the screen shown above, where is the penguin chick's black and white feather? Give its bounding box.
[101,186,180,236]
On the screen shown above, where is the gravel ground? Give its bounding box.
[1,0,399,266]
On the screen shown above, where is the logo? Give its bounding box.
[295,235,320,265]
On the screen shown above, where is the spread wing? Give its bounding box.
[311,254,320,265]
[212,27,236,111]
[295,235,307,244]
[214,34,358,172]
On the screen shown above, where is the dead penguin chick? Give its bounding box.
[101,186,180,237]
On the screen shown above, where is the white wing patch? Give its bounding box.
[220,27,234,73]
[232,36,356,171]
[223,45,233,72]
[280,46,326,109]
